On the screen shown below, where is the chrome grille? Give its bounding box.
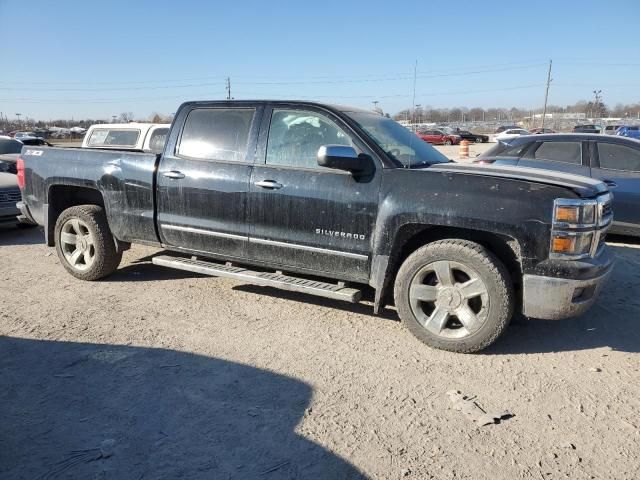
[0,188,21,205]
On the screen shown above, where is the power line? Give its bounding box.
[0,64,547,91]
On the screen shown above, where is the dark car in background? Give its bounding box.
[475,133,640,236]
[530,128,556,134]
[572,124,601,134]
[0,136,51,174]
[455,130,489,143]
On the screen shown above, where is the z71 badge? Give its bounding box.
[24,149,43,156]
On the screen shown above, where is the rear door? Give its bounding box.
[247,105,381,281]
[156,104,262,258]
[518,139,590,175]
[591,140,640,234]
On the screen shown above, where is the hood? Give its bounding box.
[428,163,608,198]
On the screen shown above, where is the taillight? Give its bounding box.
[17,157,25,189]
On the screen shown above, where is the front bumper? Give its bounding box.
[0,204,20,223]
[522,250,614,320]
[16,201,37,225]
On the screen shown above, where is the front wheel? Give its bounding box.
[54,204,122,281]
[476,137,484,143]
[443,139,452,146]
[394,239,514,353]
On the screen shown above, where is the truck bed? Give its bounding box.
[21,146,159,245]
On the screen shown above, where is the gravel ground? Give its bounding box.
[1,224,639,480]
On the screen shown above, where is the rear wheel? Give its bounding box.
[443,139,452,146]
[394,239,514,353]
[54,205,122,281]
[476,137,484,143]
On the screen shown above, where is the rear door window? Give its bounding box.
[177,108,255,162]
[597,143,640,172]
[533,141,582,164]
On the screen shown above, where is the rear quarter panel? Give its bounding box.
[21,146,159,244]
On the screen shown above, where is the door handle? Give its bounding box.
[603,179,617,188]
[255,180,283,189]
[163,170,185,179]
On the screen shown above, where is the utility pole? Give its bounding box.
[226,77,232,100]
[592,89,602,120]
[411,60,418,125]
[541,59,552,129]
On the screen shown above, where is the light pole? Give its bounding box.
[15,113,22,128]
[415,104,421,123]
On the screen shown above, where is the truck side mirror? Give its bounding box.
[317,145,373,174]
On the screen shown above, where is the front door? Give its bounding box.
[248,106,381,282]
[156,105,262,258]
[592,140,640,235]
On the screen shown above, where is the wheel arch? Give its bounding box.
[372,224,522,313]
[46,185,106,246]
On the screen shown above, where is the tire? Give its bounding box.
[394,239,514,353]
[476,137,483,143]
[54,204,122,281]
[443,139,452,146]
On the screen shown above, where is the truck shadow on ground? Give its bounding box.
[0,224,44,246]
[0,336,367,480]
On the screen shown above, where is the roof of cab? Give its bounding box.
[177,100,378,115]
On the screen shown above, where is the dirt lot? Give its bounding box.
[1,224,639,480]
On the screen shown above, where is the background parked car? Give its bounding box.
[616,125,640,140]
[603,124,623,135]
[455,130,489,143]
[494,128,530,142]
[416,129,460,145]
[0,172,22,225]
[475,133,640,236]
[13,131,36,139]
[572,124,601,134]
[529,128,556,134]
[494,125,519,133]
[0,136,51,174]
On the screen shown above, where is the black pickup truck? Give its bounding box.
[17,100,614,352]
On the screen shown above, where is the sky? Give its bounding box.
[1,0,639,121]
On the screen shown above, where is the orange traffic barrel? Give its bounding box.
[459,139,470,159]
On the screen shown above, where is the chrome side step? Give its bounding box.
[152,255,362,303]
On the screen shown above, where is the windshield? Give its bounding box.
[347,112,450,167]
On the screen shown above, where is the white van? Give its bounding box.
[82,123,170,153]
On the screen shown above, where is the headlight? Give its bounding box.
[550,198,601,260]
[553,199,597,228]
[550,231,594,258]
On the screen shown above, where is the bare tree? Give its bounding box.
[119,112,134,123]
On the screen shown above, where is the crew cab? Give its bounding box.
[82,122,170,153]
[17,101,614,353]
